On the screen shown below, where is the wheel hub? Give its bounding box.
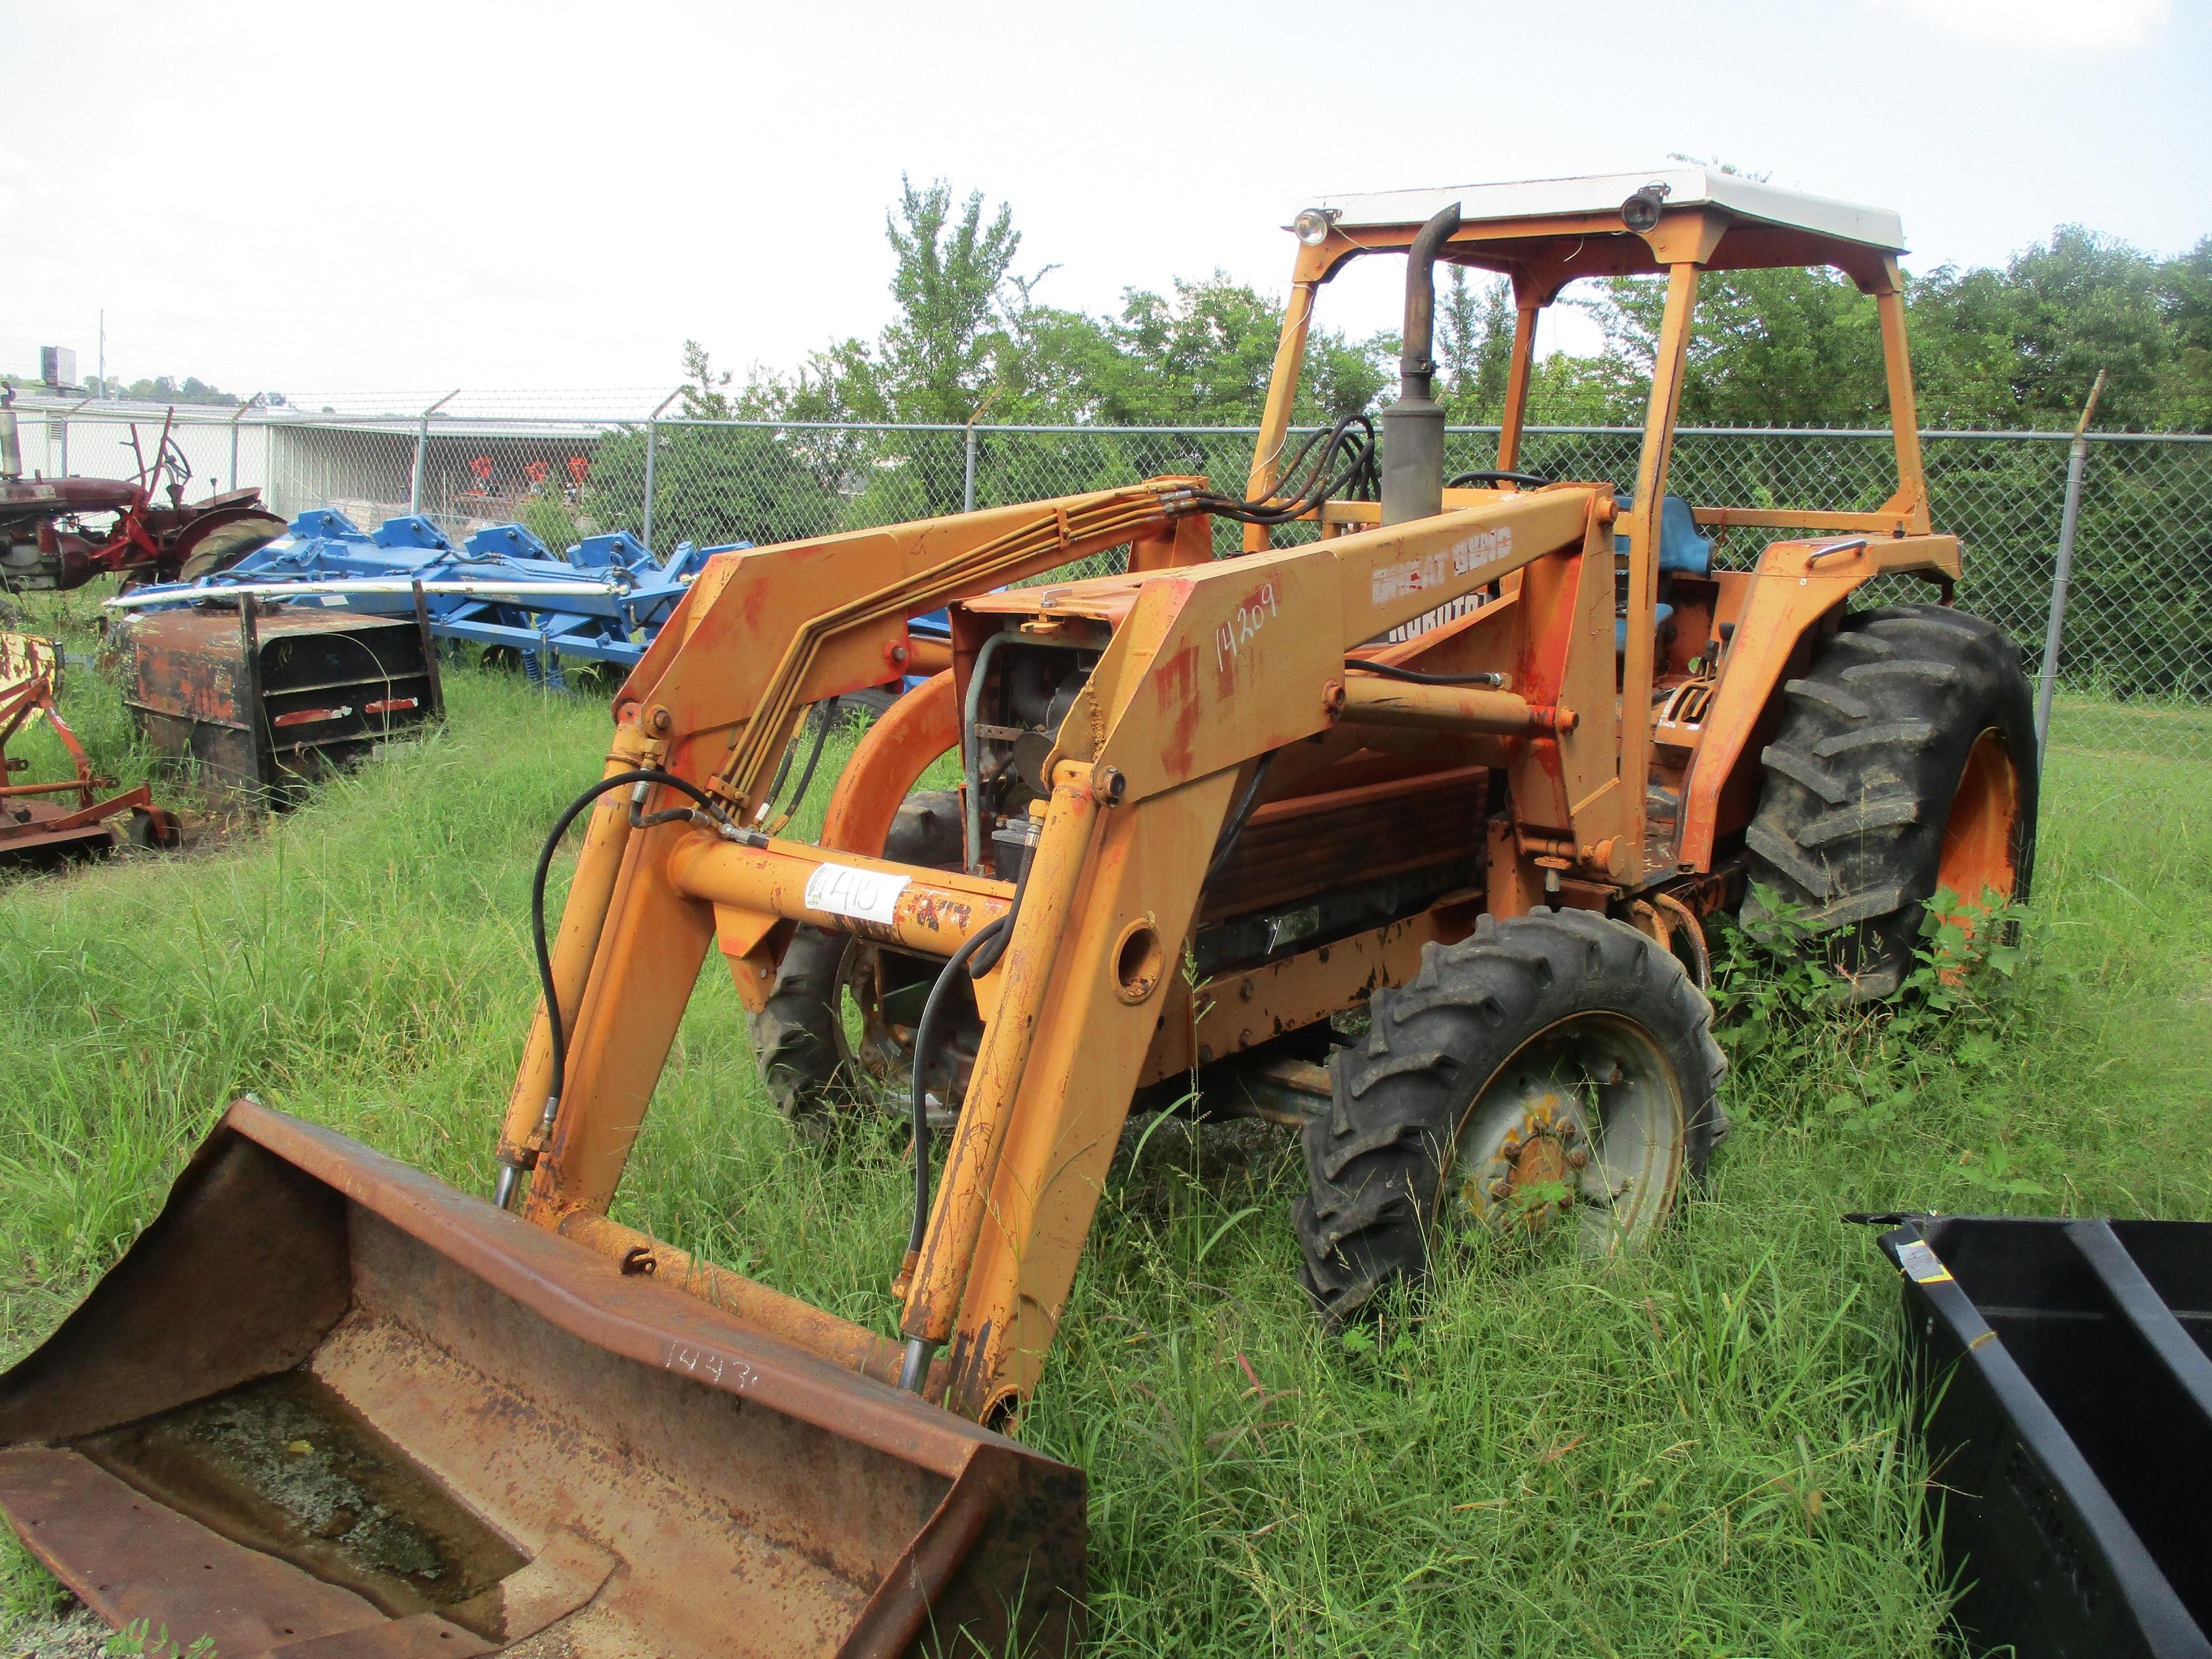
[1449,1017,1684,1249]
[1460,1093,1590,1231]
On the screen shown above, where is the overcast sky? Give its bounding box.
[2,0,2202,407]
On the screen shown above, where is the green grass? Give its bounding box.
[3,642,2209,1653]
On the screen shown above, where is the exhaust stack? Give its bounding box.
[1379,203,1462,525]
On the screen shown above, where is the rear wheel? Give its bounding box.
[1745,603,2038,998]
[1295,909,1727,1327]
[125,807,180,850]
[176,514,286,581]
[748,789,964,1124]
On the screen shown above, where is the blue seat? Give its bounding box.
[1614,494,1710,652]
[1614,493,1713,576]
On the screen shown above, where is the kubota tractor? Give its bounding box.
[1,169,2035,1656]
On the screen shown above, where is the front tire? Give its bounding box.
[747,788,963,1124]
[1744,603,2038,998]
[1295,909,1727,1327]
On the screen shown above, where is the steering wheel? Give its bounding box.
[1446,469,1551,489]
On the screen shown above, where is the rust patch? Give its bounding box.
[909,891,976,936]
[1152,644,1199,782]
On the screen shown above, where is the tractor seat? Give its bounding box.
[1614,493,1713,577]
[1614,494,1710,653]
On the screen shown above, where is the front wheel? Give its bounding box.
[1294,909,1727,1327]
[747,789,964,1124]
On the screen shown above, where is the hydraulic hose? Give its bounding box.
[497,767,736,1209]
[1344,657,1508,688]
[896,825,1035,1394]
[1191,413,1379,528]
[1204,751,1277,889]
[766,694,841,831]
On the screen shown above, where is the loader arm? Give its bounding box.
[509,480,1607,1422]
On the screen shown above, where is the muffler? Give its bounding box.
[0,1101,1083,1658]
[1379,202,1463,525]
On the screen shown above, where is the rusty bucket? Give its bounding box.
[0,1101,1084,1658]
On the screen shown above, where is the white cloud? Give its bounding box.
[1864,0,2170,49]
[0,144,36,228]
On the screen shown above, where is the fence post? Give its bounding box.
[228,392,262,492]
[963,422,979,513]
[640,386,682,553]
[410,389,459,516]
[55,394,93,476]
[2034,372,2105,764]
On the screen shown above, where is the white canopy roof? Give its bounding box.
[1301,167,1905,252]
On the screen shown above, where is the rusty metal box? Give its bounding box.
[115,599,443,802]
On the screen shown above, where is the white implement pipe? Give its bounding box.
[104,577,630,609]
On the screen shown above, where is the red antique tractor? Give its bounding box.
[0,392,285,594]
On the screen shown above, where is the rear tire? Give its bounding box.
[176,516,285,581]
[1744,603,2038,999]
[1295,909,1727,1328]
[748,789,964,1124]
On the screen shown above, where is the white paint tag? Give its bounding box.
[803,862,909,925]
[1895,1239,1954,1285]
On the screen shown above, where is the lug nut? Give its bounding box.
[1559,1122,1579,1143]
[1566,1148,1589,1169]
[1488,1178,1513,1201]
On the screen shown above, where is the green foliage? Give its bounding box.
[728,177,1397,449]
[1595,267,1889,427]
[518,485,579,551]
[1437,267,1517,424]
[660,179,2206,565]
[1579,223,2212,434]
[103,1619,216,1658]
[1710,882,2045,1193]
[86,374,242,407]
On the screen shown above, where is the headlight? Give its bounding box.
[1292,207,1338,247]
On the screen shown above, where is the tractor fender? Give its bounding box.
[1676,535,1958,870]
[819,667,958,857]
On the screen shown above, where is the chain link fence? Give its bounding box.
[11,396,2209,761]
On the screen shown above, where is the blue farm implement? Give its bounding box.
[112,507,953,702]
[114,509,719,689]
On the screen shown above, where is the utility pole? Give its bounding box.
[97,310,106,399]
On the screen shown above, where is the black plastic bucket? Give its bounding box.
[1879,1215,2212,1659]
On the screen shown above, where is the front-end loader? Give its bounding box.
[1,169,2035,1656]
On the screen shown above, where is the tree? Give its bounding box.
[1437,266,1481,414]
[95,373,243,406]
[1910,228,2174,429]
[2159,236,2212,429]
[878,176,1029,426]
[1436,267,1519,423]
[589,343,843,550]
[1584,266,1888,427]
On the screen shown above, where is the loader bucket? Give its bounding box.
[0,1101,1084,1658]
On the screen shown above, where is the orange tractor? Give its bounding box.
[0,170,2035,1656]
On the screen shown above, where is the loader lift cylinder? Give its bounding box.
[1379,203,1462,525]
